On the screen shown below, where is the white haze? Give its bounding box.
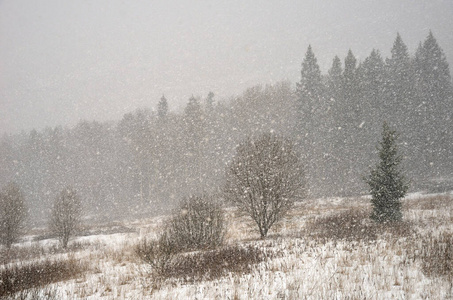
[0,0,452,134]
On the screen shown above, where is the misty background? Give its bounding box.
[1,0,452,134]
[1,1,452,225]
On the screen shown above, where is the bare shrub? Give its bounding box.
[135,233,177,277]
[224,133,306,238]
[0,182,27,249]
[0,256,87,297]
[418,232,453,279]
[136,242,266,283]
[49,187,82,248]
[136,195,225,280]
[305,209,413,242]
[168,194,225,252]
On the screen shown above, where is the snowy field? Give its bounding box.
[2,192,453,299]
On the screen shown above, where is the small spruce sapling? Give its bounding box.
[365,122,408,223]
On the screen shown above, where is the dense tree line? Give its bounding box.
[0,32,451,224]
[297,32,452,196]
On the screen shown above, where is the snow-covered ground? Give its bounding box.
[2,192,453,299]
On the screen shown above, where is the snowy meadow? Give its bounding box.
[1,18,452,300]
[2,192,453,299]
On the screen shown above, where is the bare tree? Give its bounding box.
[0,182,27,249]
[224,133,306,238]
[50,187,82,248]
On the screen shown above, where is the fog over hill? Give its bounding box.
[1,0,452,134]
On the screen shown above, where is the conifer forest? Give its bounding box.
[1,32,452,224]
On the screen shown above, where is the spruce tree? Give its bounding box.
[361,49,386,120]
[414,31,453,174]
[386,33,414,110]
[296,45,324,137]
[183,95,204,189]
[358,50,387,175]
[343,49,360,120]
[366,122,408,223]
[296,45,323,102]
[416,31,452,102]
[385,34,417,178]
[326,56,345,194]
[205,91,215,113]
[327,55,343,96]
[340,50,362,192]
[157,95,168,121]
[296,45,324,196]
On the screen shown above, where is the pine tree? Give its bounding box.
[385,33,414,117]
[361,49,385,122]
[356,50,387,182]
[343,49,360,121]
[385,34,417,178]
[366,122,408,223]
[416,31,452,102]
[205,91,215,113]
[413,31,453,175]
[326,56,343,135]
[296,45,324,138]
[157,95,168,121]
[296,45,325,196]
[338,50,362,194]
[296,45,323,102]
[327,55,343,97]
[325,56,345,194]
[183,95,205,190]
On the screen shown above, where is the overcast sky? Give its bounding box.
[1,0,452,134]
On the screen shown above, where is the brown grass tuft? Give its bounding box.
[1,241,93,265]
[0,256,87,297]
[136,240,266,283]
[305,209,377,242]
[305,208,413,242]
[404,194,453,211]
[418,232,453,279]
[1,285,59,300]
[165,245,266,282]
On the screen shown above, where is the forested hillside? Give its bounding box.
[1,32,452,223]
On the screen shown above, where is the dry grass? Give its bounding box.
[404,194,452,211]
[165,245,267,283]
[0,255,88,298]
[0,241,95,265]
[0,285,59,300]
[304,208,414,242]
[417,232,453,279]
[136,236,267,284]
[3,192,453,299]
